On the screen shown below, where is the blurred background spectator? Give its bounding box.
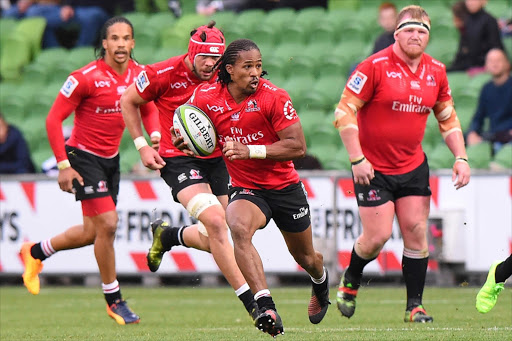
[447,0,504,75]
[0,111,36,174]
[371,1,397,54]
[2,0,32,18]
[23,1,111,48]
[465,48,512,156]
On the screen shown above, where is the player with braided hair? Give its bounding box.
[121,21,258,322]
[177,38,330,337]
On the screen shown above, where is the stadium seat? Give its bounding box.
[15,17,46,60]
[66,47,95,70]
[491,144,512,169]
[298,109,325,145]
[423,114,442,149]
[234,9,266,34]
[447,72,471,96]
[323,146,351,171]
[0,18,17,47]
[139,12,177,48]
[133,46,157,65]
[466,142,492,169]
[160,26,189,50]
[428,143,455,170]
[0,32,31,81]
[302,75,345,111]
[123,12,149,32]
[283,74,316,109]
[22,47,69,84]
[150,46,187,64]
[210,10,237,30]
[30,82,61,119]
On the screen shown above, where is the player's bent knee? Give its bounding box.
[186,193,222,220]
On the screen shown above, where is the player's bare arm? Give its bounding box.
[433,100,470,189]
[121,83,165,170]
[222,122,305,161]
[333,89,374,185]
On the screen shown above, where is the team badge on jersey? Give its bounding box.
[60,75,79,98]
[135,71,150,93]
[283,100,297,120]
[347,71,368,94]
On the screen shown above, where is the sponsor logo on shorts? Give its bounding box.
[60,76,79,98]
[347,71,367,94]
[358,193,364,201]
[239,189,254,196]
[293,207,309,220]
[97,181,108,192]
[84,186,94,194]
[135,71,150,92]
[366,189,381,201]
[189,169,203,180]
[178,173,187,183]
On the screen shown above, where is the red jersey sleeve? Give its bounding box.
[140,101,160,136]
[269,89,300,132]
[134,64,163,103]
[46,72,90,162]
[437,70,452,103]
[345,59,376,103]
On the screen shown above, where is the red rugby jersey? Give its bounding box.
[190,78,301,190]
[345,46,452,174]
[47,59,159,162]
[134,54,221,159]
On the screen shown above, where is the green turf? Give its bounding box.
[1,285,510,340]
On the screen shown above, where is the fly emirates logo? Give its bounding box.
[96,100,121,114]
[392,95,431,113]
[220,127,264,144]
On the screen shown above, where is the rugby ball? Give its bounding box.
[173,104,217,156]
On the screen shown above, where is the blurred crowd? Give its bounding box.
[0,0,510,174]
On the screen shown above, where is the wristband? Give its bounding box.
[455,156,468,163]
[247,145,266,159]
[134,136,149,151]
[57,160,71,170]
[150,131,161,139]
[350,156,366,165]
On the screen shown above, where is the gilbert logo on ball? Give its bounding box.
[173,104,217,156]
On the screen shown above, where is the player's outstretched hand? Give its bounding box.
[58,167,84,193]
[139,145,166,170]
[452,160,471,190]
[171,126,195,157]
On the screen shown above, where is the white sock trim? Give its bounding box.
[310,266,327,284]
[403,247,429,259]
[235,283,250,297]
[254,289,271,301]
[102,280,120,294]
[41,239,56,257]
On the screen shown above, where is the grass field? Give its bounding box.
[0,285,510,340]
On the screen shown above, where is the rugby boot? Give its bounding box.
[476,261,505,313]
[336,270,358,318]
[106,299,140,325]
[404,305,433,323]
[146,219,172,272]
[254,308,284,337]
[249,300,260,321]
[308,269,330,324]
[20,242,43,295]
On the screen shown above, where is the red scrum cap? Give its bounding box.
[188,21,225,65]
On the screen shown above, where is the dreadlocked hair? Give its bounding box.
[95,16,135,60]
[215,39,261,85]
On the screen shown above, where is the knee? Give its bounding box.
[293,252,318,271]
[228,218,252,245]
[201,215,228,240]
[362,232,391,253]
[96,215,119,238]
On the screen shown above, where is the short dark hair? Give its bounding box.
[95,16,135,60]
[215,39,260,85]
